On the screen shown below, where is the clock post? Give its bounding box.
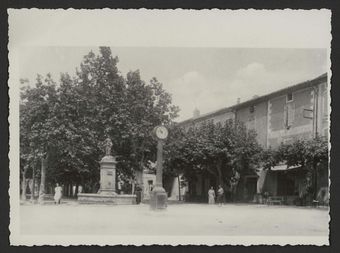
[155,140,164,189]
[150,126,168,210]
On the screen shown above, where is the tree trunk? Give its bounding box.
[63,185,67,197]
[68,183,71,197]
[75,183,79,198]
[91,181,97,193]
[206,167,219,188]
[178,175,181,201]
[65,184,68,197]
[132,181,135,194]
[80,175,85,194]
[69,183,72,196]
[216,160,223,186]
[313,161,318,200]
[38,157,47,204]
[31,166,36,202]
[21,167,28,201]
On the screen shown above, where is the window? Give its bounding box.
[249,105,255,113]
[248,105,255,128]
[287,92,293,102]
[303,109,313,119]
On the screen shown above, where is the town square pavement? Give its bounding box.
[20,202,329,236]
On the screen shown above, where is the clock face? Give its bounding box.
[156,126,168,139]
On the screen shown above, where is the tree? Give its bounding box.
[20,74,58,200]
[259,136,328,201]
[123,72,179,183]
[19,47,180,196]
[71,48,179,188]
[305,137,329,200]
[164,119,263,199]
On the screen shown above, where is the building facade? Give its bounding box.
[178,73,329,204]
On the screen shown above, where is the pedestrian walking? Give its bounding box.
[217,185,224,206]
[208,186,215,204]
[54,183,63,204]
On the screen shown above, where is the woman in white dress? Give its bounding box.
[54,183,62,204]
[208,187,216,204]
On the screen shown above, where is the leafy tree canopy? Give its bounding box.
[20,47,179,192]
[164,119,263,187]
[260,136,328,170]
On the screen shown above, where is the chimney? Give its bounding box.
[193,108,200,118]
[237,98,241,104]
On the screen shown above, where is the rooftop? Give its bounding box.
[178,73,327,126]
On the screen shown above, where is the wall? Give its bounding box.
[267,87,315,148]
[182,111,235,131]
[168,175,187,200]
[317,82,329,138]
[235,101,268,147]
[209,111,235,125]
[142,173,156,200]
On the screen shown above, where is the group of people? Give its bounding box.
[207,171,240,205]
[208,185,225,206]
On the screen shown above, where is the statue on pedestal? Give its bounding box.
[103,137,113,156]
[77,135,136,204]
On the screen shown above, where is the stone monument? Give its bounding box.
[78,137,136,204]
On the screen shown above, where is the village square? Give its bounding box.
[18,46,329,238]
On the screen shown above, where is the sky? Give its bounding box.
[9,9,331,122]
[18,47,327,121]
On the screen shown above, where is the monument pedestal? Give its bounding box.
[78,155,136,205]
[97,155,117,195]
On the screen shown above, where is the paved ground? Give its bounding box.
[20,202,329,236]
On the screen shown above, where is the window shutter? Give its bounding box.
[287,102,295,127]
[323,90,328,118]
[284,104,288,128]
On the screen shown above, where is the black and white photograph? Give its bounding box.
[8,9,331,246]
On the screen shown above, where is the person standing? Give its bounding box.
[208,186,216,204]
[135,184,142,204]
[230,176,238,202]
[217,185,224,206]
[54,183,63,204]
[230,169,240,202]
